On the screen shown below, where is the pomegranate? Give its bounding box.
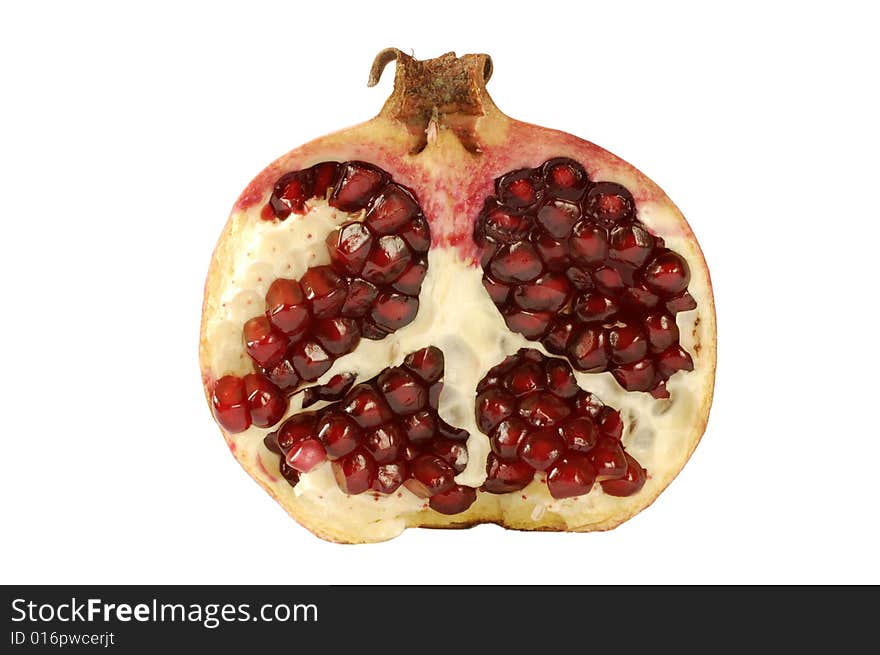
[200,49,716,543]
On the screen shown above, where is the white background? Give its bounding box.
[2,1,878,585]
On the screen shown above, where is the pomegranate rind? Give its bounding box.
[200,66,716,544]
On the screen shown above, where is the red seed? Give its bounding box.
[585,182,635,225]
[601,452,647,497]
[517,426,565,471]
[330,161,385,212]
[391,259,427,295]
[370,292,419,331]
[363,422,405,464]
[300,266,347,319]
[598,408,624,440]
[589,437,628,481]
[612,358,658,392]
[429,438,469,473]
[309,161,340,199]
[362,235,412,285]
[243,373,287,428]
[490,242,543,284]
[289,340,332,381]
[340,279,379,318]
[332,447,378,494]
[592,265,625,293]
[402,410,437,444]
[542,318,576,355]
[270,170,313,218]
[497,169,539,210]
[275,413,317,451]
[609,224,654,268]
[316,410,362,459]
[403,346,445,384]
[399,215,430,253]
[285,438,327,473]
[211,375,250,433]
[326,222,373,276]
[429,485,477,515]
[373,461,407,494]
[644,251,691,297]
[490,417,530,459]
[342,384,393,428]
[265,278,310,338]
[542,158,589,201]
[570,221,608,264]
[666,291,697,314]
[559,417,598,452]
[405,455,457,498]
[512,272,571,312]
[608,322,649,364]
[547,454,597,499]
[243,316,288,369]
[301,372,356,407]
[536,199,580,238]
[503,362,545,397]
[483,277,510,304]
[574,292,618,322]
[567,325,609,372]
[533,230,569,271]
[545,359,579,398]
[656,346,694,377]
[518,391,572,427]
[261,356,301,393]
[475,388,517,432]
[313,316,361,356]
[483,454,535,493]
[644,313,679,353]
[365,184,418,234]
[503,307,553,339]
[378,367,427,415]
[481,201,533,243]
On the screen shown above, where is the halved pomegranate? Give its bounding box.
[200,49,716,543]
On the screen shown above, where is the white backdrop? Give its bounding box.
[2,1,877,584]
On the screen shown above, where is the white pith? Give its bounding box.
[203,196,713,541]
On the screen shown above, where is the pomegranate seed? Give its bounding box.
[429,438,469,473]
[309,161,340,199]
[242,316,288,369]
[565,266,593,291]
[316,410,362,459]
[270,170,313,218]
[609,224,654,267]
[482,202,533,243]
[301,372,356,408]
[547,454,597,499]
[598,408,624,440]
[608,322,649,364]
[404,346,444,384]
[365,184,418,234]
[483,277,511,304]
[379,367,427,415]
[536,199,580,238]
[362,235,412,285]
[402,410,437,444]
[289,340,332,381]
[330,161,385,212]
[340,279,379,318]
[264,433,281,454]
[543,318,576,355]
[370,292,418,331]
[332,447,378,495]
[313,316,361,356]
[518,391,572,427]
[429,485,477,515]
[364,422,405,464]
[503,362,545,397]
[567,325,609,372]
[542,158,589,200]
[533,230,569,270]
[483,454,535,493]
[243,373,287,428]
[601,452,647,496]
[342,384,393,428]
[559,417,598,452]
[490,242,543,284]
[360,319,390,340]
[285,438,327,473]
[211,375,250,433]
[590,437,627,481]
[621,283,661,312]
[399,215,431,253]
[490,417,530,458]
[276,413,317,451]
[592,265,625,293]
[612,358,658,392]
[570,221,608,264]
[585,182,635,224]
[512,272,571,312]
[644,251,691,297]
[666,291,697,314]
[517,427,565,470]
[300,266,347,318]
[265,278,311,338]
[261,357,301,393]
[405,455,456,497]
[497,169,539,210]
[503,308,553,339]
[437,417,469,442]
[476,388,516,432]
[574,292,618,322]
[391,259,427,295]
[326,222,373,276]
[545,359,579,398]
[644,313,679,353]
[656,346,694,377]
[574,391,605,418]
[373,461,407,494]
[278,459,300,486]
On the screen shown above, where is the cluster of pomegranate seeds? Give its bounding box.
[211,373,288,434]
[213,162,432,434]
[476,349,646,499]
[264,346,478,515]
[474,157,696,398]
